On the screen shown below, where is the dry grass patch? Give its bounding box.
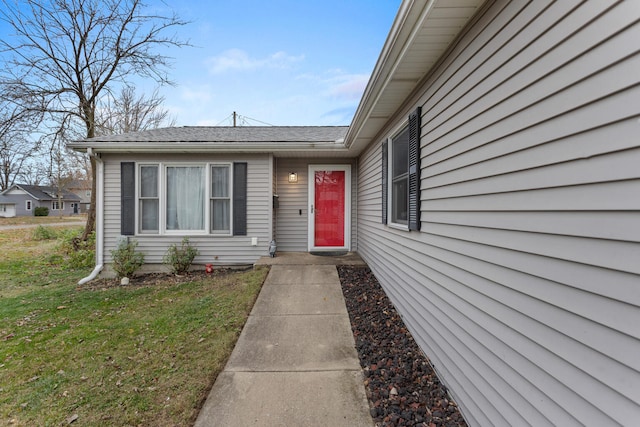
[0,214,86,226]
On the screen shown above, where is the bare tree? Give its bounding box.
[18,161,50,186]
[0,100,40,191]
[96,86,176,136]
[0,0,189,239]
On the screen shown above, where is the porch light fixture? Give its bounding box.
[288,172,298,183]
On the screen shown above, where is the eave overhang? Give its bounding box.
[344,0,486,156]
[67,141,351,157]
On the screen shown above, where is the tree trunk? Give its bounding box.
[81,150,96,240]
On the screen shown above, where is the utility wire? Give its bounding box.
[214,113,234,126]
[239,115,274,126]
[214,112,274,127]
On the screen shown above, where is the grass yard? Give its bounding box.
[0,214,86,226]
[0,226,268,426]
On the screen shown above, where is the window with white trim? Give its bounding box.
[52,201,64,210]
[166,165,206,231]
[382,107,421,231]
[390,125,409,226]
[139,165,159,233]
[210,165,231,233]
[132,162,237,235]
[25,200,32,210]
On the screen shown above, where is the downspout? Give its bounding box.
[78,147,104,285]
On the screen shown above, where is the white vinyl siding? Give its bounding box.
[103,153,271,266]
[357,1,640,426]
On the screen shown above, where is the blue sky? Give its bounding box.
[0,1,401,128]
[147,0,402,126]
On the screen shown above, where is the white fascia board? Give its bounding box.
[68,143,350,154]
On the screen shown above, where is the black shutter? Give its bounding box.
[121,162,135,235]
[381,140,388,225]
[408,107,421,231]
[233,162,247,236]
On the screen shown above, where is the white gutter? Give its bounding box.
[66,142,350,154]
[78,147,104,285]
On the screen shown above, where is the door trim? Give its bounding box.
[308,164,351,252]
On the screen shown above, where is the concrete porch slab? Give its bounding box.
[194,370,373,427]
[255,251,366,266]
[264,265,339,285]
[251,283,348,315]
[225,314,360,372]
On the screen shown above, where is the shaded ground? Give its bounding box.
[338,266,468,427]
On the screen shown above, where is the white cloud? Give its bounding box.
[325,73,370,100]
[180,84,213,102]
[205,49,304,74]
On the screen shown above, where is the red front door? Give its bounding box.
[314,170,345,247]
[309,165,350,251]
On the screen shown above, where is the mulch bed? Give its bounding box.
[338,266,468,427]
[77,268,243,291]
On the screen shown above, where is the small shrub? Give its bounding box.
[32,225,58,241]
[34,206,49,216]
[163,237,199,275]
[57,228,95,269]
[111,239,145,279]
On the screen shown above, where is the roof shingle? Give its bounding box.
[84,126,349,144]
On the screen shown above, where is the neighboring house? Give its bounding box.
[66,179,92,212]
[0,184,82,216]
[68,1,640,426]
[0,195,16,218]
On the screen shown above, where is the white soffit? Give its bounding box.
[346,0,485,155]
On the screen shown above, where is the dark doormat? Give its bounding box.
[310,251,348,257]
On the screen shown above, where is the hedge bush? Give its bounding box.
[34,206,49,216]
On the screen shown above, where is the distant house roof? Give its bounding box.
[1,184,81,201]
[66,179,91,189]
[68,126,350,157]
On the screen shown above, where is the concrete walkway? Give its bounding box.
[194,261,373,426]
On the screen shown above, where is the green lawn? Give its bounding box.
[0,226,268,426]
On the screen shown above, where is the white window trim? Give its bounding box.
[52,201,64,211]
[162,163,207,236]
[135,162,234,237]
[387,121,410,231]
[25,200,32,210]
[209,163,234,235]
[137,163,160,235]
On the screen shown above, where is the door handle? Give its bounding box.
[310,204,314,214]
